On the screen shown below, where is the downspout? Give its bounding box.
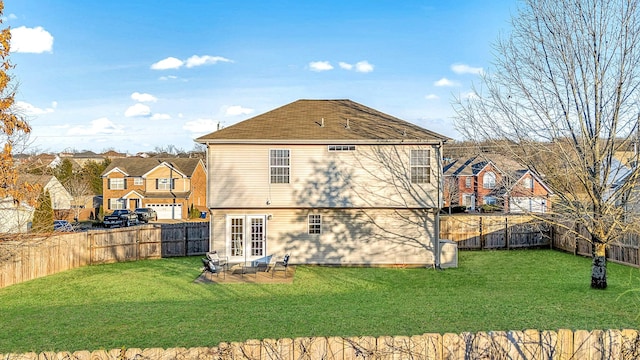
[435,141,443,270]
[205,142,214,252]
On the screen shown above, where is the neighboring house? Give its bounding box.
[444,155,553,213]
[196,99,449,267]
[0,197,34,233]
[101,158,206,219]
[20,174,73,219]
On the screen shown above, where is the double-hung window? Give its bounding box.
[156,178,175,190]
[483,172,496,189]
[109,178,125,190]
[465,177,472,188]
[308,214,321,234]
[410,149,431,184]
[270,149,290,184]
[134,177,143,186]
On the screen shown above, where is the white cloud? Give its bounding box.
[124,103,151,117]
[224,105,254,116]
[354,61,374,73]
[10,26,53,53]
[424,94,440,100]
[151,57,184,70]
[183,118,219,134]
[460,91,479,99]
[451,63,483,75]
[14,100,55,115]
[339,62,353,70]
[434,78,460,87]
[131,92,157,103]
[67,117,124,136]
[159,75,178,81]
[151,113,171,120]
[185,55,233,68]
[309,61,333,72]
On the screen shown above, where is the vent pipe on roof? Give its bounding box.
[321,118,325,127]
[345,119,350,129]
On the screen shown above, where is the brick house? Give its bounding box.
[101,158,206,219]
[444,155,553,213]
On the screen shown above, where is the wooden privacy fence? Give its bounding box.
[2,329,640,360]
[0,222,209,289]
[440,215,551,250]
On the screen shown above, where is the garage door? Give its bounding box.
[510,197,546,213]
[147,204,182,219]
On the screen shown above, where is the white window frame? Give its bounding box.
[523,177,533,189]
[483,172,496,189]
[410,149,431,184]
[462,194,473,207]
[308,214,322,235]
[484,196,497,205]
[109,178,125,190]
[270,149,290,184]
[465,177,472,188]
[328,145,356,152]
[109,198,126,210]
[134,177,143,186]
[157,178,174,190]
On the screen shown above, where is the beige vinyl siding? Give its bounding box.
[145,166,190,192]
[209,208,436,266]
[207,144,439,209]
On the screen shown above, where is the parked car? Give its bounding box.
[135,208,158,223]
[103,209,139,228]
[54,220,74,232]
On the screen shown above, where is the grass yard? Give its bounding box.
[1,249,639,353]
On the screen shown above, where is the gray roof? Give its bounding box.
[196,99,449,143]
[102,158,202,177]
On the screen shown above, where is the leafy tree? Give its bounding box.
[454,0,640,288]
[0,1,33,205]
[31,190,53,233]
[52,158,74,186]
[83,159,110,195]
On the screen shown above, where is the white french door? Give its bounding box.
[227,215,266,264]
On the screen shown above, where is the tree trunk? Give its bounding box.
[591,243,607,289]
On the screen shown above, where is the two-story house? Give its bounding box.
[101,158,206,219]
[196,99,449,266]
[444,154,553,213]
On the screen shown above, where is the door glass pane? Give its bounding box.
[231,218,244,256]
[251,218,264,256]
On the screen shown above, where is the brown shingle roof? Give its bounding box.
[101,158,201,177]
[196,99,449,143]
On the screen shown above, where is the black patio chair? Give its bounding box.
[201,257,221,279]
[272,254,290,278]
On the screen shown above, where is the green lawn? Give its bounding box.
[1,250,639,353]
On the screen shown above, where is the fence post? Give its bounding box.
[183,223,188,257]
[505,216,510,250]
[479,216,485,250]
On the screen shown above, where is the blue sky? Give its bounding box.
[7,1,516,154]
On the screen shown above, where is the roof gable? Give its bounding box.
[196,99,449,143]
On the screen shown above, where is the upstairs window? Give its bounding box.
[156,178,175,190]
[134,177,143,186]
[270,149,290,184]
[410,149,431,184]
[328,145,356,151]
[308,214,322,234]
[109,178,125,190]
[483,172,496,189]
[523,177,533,189]
[465,177,472,188]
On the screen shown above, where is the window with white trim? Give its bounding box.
[523,177,533,189]
[134,177,143,186]
[109,198,126,210]
[308,214,321,234]
[483,172,496,189]
[484,196,497,205]
[410,149,431,184]
[463,194,473,206]
[270,149,290,184]
[156,178,175,190]
[328,145,356,151]
[465,177,472,188]
[109,178,125,190]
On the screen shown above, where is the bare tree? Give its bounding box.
[454,0,640,288]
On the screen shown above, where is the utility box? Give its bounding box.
[439,239,458,269]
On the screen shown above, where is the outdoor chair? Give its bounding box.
[206,251,228,271]
[272,254,290,278]
[201,257,222,279]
